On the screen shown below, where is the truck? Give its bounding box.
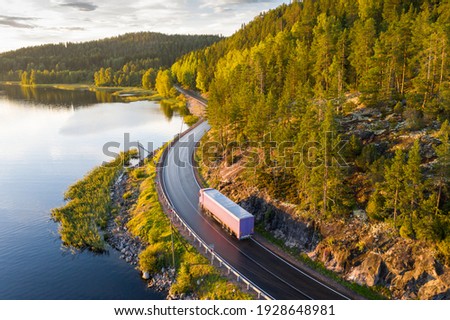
[198,188,254,240]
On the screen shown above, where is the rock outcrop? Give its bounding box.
[203,162,450,300]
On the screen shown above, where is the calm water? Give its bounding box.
[0,85,184,299]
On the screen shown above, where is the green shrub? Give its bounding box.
[123,191,133,200]
[437,238,450,265]
[139,242,166,274]
[131,168,148,180]
[366,190,386,221]
[184,115,199,126]
[393,102,404,115]
[399,220,415,239]
[403,108,424,131]
[170,263,193,295]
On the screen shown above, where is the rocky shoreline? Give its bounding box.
[106,169,176,296]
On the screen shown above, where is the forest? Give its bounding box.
[171,0,450,261]
[0,32,221,85]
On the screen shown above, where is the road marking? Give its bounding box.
[250,238,351,300]
[167,171,312,299]
[161,149,276,300]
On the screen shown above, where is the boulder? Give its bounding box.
[240,195,318,251]
[347,252,384,286]
[142,271,150,280]
[418,279,449,300]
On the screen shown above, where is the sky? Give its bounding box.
[0,0,288,53]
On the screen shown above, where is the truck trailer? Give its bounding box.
[198,188,254,240]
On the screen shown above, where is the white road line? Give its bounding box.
[162,146,276,300]
[251,238,351,300]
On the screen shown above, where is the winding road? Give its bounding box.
[160,93,351,300]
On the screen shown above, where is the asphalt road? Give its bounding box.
[161,121,350,300]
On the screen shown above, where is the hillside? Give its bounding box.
[0,32,221,85]
[177,0,450,299]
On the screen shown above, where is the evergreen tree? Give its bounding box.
[400,140,423,238]
[384,149,405,224]
[349,18,376,89]
[434,121,450,215]
[310,13,339,96]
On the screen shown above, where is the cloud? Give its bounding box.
[46,26,85,31]
[62,26,85,31]
[202,0,270,6]
[59,1,98,12]
[0,0,287,53]
[0,15,36,29]
[200,0,273,13]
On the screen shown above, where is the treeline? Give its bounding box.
[176,1,450,259]
[21,69,91,85]
[1,32,221,84]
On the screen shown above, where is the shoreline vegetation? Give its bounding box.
[52,153,130,252]
[52,145,251,300]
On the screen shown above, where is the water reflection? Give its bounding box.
[0,84,121,109]
[95,90,118,103]
[159,100,174,119]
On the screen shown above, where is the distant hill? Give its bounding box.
[0,32,222,82]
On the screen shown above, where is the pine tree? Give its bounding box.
[382,0,402,24]
[384,149,405,224]
[400,140,423,238]
[349,18,376,89]
[434,121,450,215]
[310,13,339,97]
[410,7,449,110]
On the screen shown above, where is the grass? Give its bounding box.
[170,251,251,300]
[255,225,388,300]
[52,153,130,252]
[91,86,161,102]
[126,147,252,299]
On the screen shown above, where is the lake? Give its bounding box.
[0,85,185,299]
